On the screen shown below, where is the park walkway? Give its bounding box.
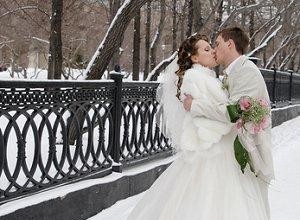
[88,116,300,220]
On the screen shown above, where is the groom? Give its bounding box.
[183,27,274,219]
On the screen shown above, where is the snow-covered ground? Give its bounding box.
[0,67,141,81]
[88,116,300,220]
[0,67,86,80]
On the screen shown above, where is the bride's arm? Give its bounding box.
[190,99,230,123]
[180,69,206,100]
[182,71,231,123]
[189,77,231,123]
[189,67,262,123]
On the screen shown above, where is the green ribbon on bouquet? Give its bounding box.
[226,104,240,123]
[227,104,255,174]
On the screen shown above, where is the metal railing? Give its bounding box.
[261,68,300,106]
[0,74,171,204]
[0,68,299,204]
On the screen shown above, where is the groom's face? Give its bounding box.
[214,35,230,66]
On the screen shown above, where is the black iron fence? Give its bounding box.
[261,68,300,105]
[0,74,171,204]
[0,68,299,204]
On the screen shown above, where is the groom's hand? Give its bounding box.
[183,93,193,111]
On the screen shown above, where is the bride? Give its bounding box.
[127,34,270,220]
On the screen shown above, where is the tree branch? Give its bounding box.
[219,2,270,30]
[0,6,50,19]
[85,0,152,79]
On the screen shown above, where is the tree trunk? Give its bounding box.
[241,0,246,27]
[132,9,141,81]
[86,0,152,80]
[179,1,188,43]
[297,51,300,72]
[193,0,203,32]
[263,49,267,67]
[150,0,166,71]
[48,0,63,79]
[148,52,177,81]
[226,0,232,15]
[109,0,121,72]
[143,0,151,80]
[172,0,177,52]
[186,0,193,37]
[249,0,255,51]
[212,0,223,77]
[211,0,223,42]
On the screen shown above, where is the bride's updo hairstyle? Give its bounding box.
[175,34,209,100]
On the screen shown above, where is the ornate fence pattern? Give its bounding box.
[0,68,299,203]
[261,69,300,105]
[0,77,171,204]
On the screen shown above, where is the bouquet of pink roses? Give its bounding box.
[227,96,271,174]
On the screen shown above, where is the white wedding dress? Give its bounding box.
[127,64,269,220]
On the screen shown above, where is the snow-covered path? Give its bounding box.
[269,116,300,220]
[88,116,300,220]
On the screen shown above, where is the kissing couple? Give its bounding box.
[127,27,275,220]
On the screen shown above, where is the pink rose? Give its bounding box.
[245,122,261,134]
[239,97,252,111]
[259,98,269,108]
[253,124,262,134]
[236,118,244,132]
[260,117,270,130]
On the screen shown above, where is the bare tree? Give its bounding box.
[147,51,177,81]
[241,0,247,27]
[48,0,63,79]
[219,1,267,30]
[185,0,193,37]
[279,46,299,70]
[85,0,153,80]
[265,34,300,69]
[109,0,121,71]
[211,0,223,41]
[132,9,141,81]
[172,0,178,52]
[143,0,151,80]
[150,0,166,71]
[248,0,255,50]
[197,0,223,33]
[247,24,283,57]
[179,0,188,42]
[193,0,203,32]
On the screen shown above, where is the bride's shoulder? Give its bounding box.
[184,68,204,80]
[184,67,215,83]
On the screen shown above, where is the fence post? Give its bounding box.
[271,65,277,108]
[110,71,124,173]
[288,70,293,105]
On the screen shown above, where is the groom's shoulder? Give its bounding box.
[242,58,259,70]
[241,59,261,76]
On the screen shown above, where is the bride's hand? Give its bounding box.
[183,93,193,111]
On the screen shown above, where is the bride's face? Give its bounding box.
[191,40,218,68]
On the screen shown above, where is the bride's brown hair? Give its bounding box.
[175,34,209,100]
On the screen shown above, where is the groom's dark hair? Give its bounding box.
[217,27,249,55]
